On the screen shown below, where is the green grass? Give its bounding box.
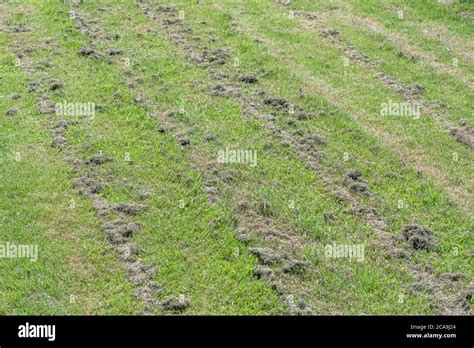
[0,26,143,314]
[0,0,472,315]
[289,0,474,122]
[2,1,290,315]
[154,0,472,274]
[77,0,433,314]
